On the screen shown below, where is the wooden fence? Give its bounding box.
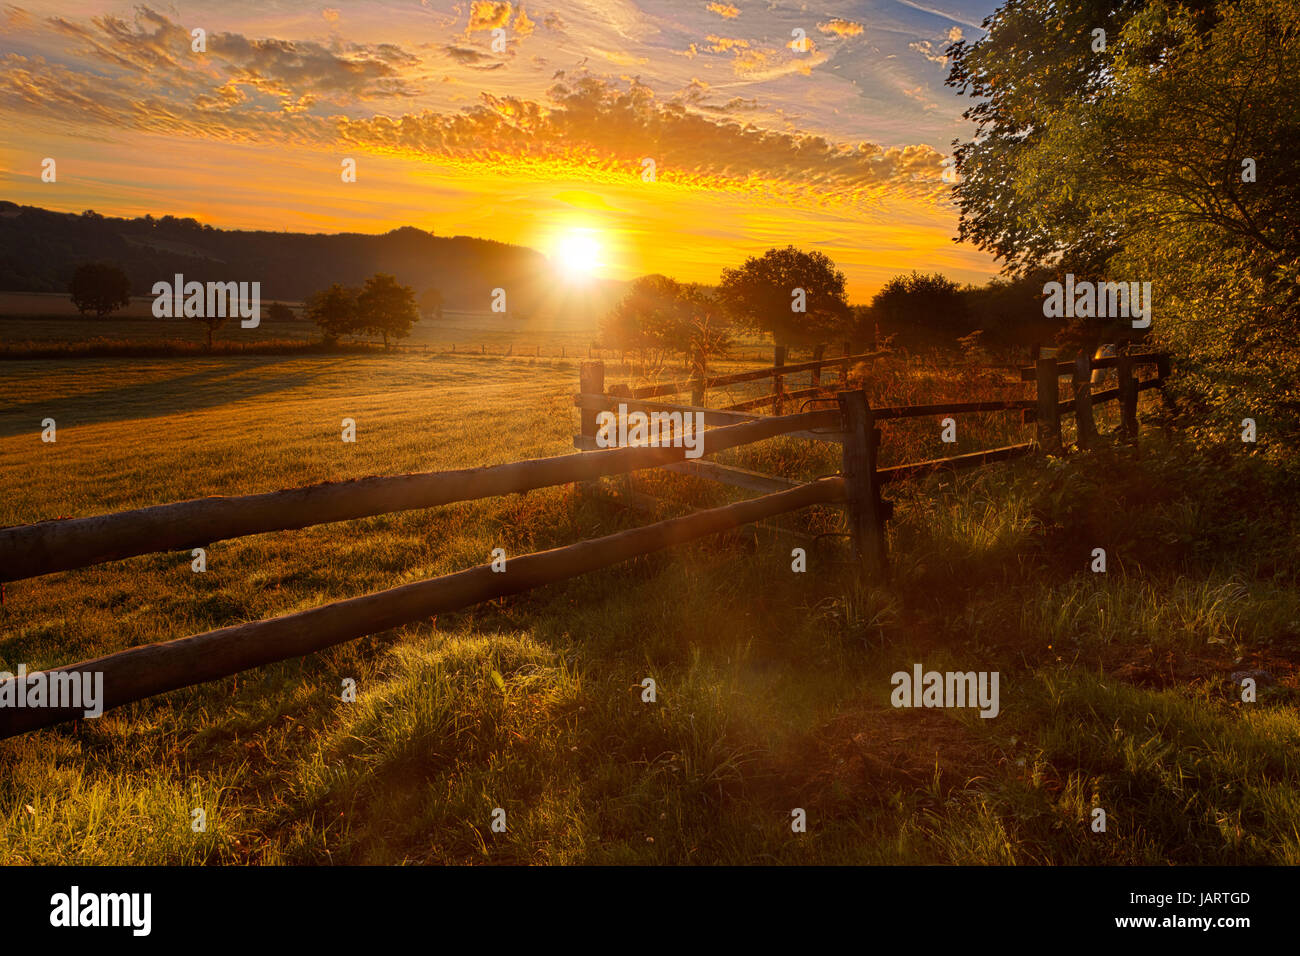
[576,348,1172,575]
[0,347,1170,739]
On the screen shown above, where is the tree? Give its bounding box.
[600,275,732,373]
[193,312,227,351]
[305,283,359,345]
[947,0,1299,449]
[716,246,850,346]
[418,287,444,321]
[870,272,973,350]
[68,261,131,318]
[356,273,418,349]
[265,301,295,323]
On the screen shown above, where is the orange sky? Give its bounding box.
[0,1,1001,301]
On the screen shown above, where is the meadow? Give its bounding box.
[1,342,1298,864]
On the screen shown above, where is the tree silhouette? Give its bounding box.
[357,273,418,349]
[716,246,849,346]
[68,261,131,318]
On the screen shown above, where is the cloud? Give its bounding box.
[909,40,949,65]
[704,35,749,53]
[467,1,512,33]
[706,2,740,18]
[444,45,506,69]
[0,12,953,211]
[40,7,419,106]
[330,75,949,205]
[818,18,864,38]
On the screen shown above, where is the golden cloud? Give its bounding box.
[467,1,512,33]
[818,18,864,38]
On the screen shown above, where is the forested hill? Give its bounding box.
[0,202,566,314]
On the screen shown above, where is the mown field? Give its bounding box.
[1,348,1298,864]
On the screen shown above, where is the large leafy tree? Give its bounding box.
[716,246,850,346]
[305,283,359,345]
[947,0,1300,450]
[356,273,419,349]
[870,272,973,350]
[68,261,131,318]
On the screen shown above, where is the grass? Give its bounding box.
[0,349,1297,864]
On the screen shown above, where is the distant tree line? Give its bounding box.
[598,246,1059,369]
[65,260,435,351]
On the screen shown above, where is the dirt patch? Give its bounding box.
[757,700,998,814]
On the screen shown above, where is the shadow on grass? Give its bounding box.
[0,355,358,436]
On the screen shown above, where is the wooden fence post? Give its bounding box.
[1118,353,1138,444]
[840,341,851,386]
[811,344,825,390]
[691,347,706,406]
[773,345,788,415]
[838,390,888,579]
[1073,351,1098,450]
[1035,358,1062,454]
[579,362,605,447]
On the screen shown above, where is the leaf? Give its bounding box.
[490,669,507,693]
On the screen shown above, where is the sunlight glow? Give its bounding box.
[554,230,603,280]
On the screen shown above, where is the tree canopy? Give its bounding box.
[716,246,850,346]
[947,0,1300,449]
[68,261,131,318]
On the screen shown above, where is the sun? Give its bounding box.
[554,229,602,280]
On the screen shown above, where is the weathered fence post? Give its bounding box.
[838,390,888,579]
[1118,353,1138,444]
[773,345,788,415]
[1035,358,1062,454]
[579,362,605,448]
[578,361,607,494]
[691,346,706,406]
[811,344,825,391]
[840,341,851,386]
[1073,351,1098,450]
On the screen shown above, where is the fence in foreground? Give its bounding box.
[0,348,1170,738]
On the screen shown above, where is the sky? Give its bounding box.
[0,1,1001,300]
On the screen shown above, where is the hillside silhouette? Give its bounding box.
[0,202,612,319]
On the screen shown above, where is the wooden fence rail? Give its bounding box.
[629,350,884,400]
[0,408,837,583]
[0,478,845,740]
